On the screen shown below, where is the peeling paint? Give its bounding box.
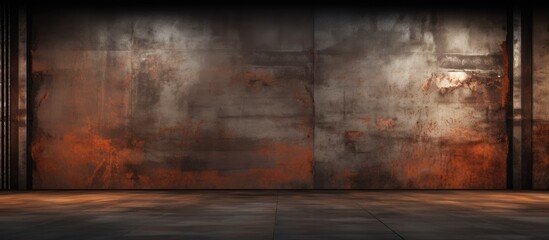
[423,71,502,95]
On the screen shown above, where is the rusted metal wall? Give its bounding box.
[31,7,509,189]
[533,8,549,189]
[314,9,508,189]
[31,8,314,189]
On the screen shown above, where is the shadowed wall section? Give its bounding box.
[533,8,549,189]
[30,7,509,189]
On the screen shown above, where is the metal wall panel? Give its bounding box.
[314,9,508,189]
[31,7,314,189]
[31,6,511,189]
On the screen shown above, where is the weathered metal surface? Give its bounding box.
[31,7,512,189]
[314,9,508,189]
[31,8,314,189]
[533,8,549,189]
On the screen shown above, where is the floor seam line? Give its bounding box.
[272,190,279,240]
[351,196,406,240]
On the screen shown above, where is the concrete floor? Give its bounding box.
[0,191,548,240]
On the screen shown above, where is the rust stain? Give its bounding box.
[344,131,364,141]
[243,69,275,87]
[344,136,506,189]
[343,131,364,152]
[447,127,484,142]
[255,143,314,185]
[342,169,355,188]
[31,59,48,73]
[340,122,507,189]
[135,142,313,189]
[37,92,49,108]
[141,54,162,81]
[296,116,314,139]
[415,121,438,140]
[33,120,314,188]
[375,117,396,131]
[501,41,510,108]
[294,89,313,108]
[32,120,145,189]
[362,116,371,124]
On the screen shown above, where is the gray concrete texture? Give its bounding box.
[1,191,549,239]
[30,7,517,189]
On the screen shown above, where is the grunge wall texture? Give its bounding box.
[30,6,511,189]
[533,8,549,189]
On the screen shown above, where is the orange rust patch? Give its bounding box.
[243,68,275,87]
[294,89,313,108]
[344,131,364,141]
[422,78,432,93]
[33,123,314,188]
[375,118,396,131]
[362,142,504,189]
[396,130,505,188]
[139,142,313,189]
[501,41,510,108]
[342,169,356,188]
[362,117,371,124]
[342,124,507,189]
[296,116,314,139]
[31,60,48,73]
[447,127,484,142]
[32,123,145,189]
[415,121,439,139]
[255,143,314,185]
